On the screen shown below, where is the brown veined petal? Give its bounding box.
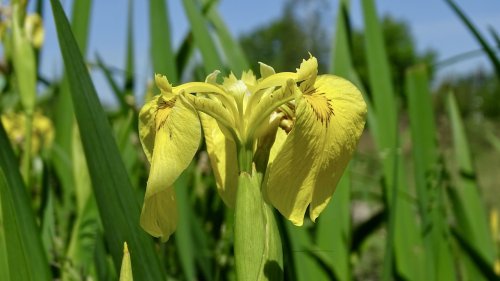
[265,75,366,225]
[138,95,160,163]
[200,112,238,208]
[139,95,201,241]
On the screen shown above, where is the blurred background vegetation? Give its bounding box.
[0,0,499,280]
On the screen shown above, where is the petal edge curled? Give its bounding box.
[139,95,201,241]
[266,75,366,225]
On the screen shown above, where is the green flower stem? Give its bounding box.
[21,112,33,185]
[234,167,283,281]
[237,142,254,174]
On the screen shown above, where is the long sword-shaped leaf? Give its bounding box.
[174,168,197,281]
[0,194,8,281]
[286,223,324,281]
[181,0,222,74]
[447,92,496,279]
[361,1,426,279]
[407,65,456,280]
[54,0,92,157]
[124,0,135,97]
[149,0,178,82]
[204,0,248,75]
[52,0,93,244]
[0,123,51,280]
[444,0,500,79]
[50,1,166,279]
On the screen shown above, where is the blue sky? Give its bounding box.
[40,0,500,105]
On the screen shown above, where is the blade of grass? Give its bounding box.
[446,92,496,276]
[95,54,128,110]
[444,0,500,79]
[351,208,385,252]
[0,123,51,280]
[54,0,92,157]
[286,223,328,281]
[61,125,100,280]
[487,132,500,153]
[451,228,500,281]
[407,65,456,280]
[174,167,197,281]
[149,0,178,82]
[203,0,248,75]
[316,175,350,281]
[50,1,166,279]
[175,0,214,77]
[361,1,426,279]
[40,178,55,261]
[0,187,9,281]
[52,0,93,240]
[124,0,135,97]
[181,0,222,74]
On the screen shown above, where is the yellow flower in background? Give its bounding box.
[0,5,44,49]
[1,111,54,154]
[24,13,44,48]
[139,55,366,241]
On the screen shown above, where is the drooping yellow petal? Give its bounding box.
[139,96,201,241]
[265,75,366,225]
[200,113,239,208]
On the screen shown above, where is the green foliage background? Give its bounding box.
[0,0,499,280]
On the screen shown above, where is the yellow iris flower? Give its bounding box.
[139,55,366,241]
[1,111,54,154]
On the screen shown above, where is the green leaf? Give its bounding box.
[451,228,500,281]
[12,5,36,115]
[487,132,500,153]
[149,0,178,82]
[50,0,166,279]
[407,65,456,280]
[444,0,500,79]
[203,0,249,75]
[173,167,197,281]
[52,0,93,222]
[181,0,222,74]
[361,1,426,280]
[351,208,385,253]
[54,0,93,154]
[446,92,496,279]
[0,122,51,280]
[124,0,135,97]
[0,182,9,281]
[286,223,325,281]
[95,54,128,110]
[316,174,350,281]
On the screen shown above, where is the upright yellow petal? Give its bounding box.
[200,113,239,208]
[265,75,366,225]
[139,96,201,241]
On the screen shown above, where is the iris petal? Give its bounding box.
[139,96,201,241]
[200,113,239,208]
[265,75,366,225]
